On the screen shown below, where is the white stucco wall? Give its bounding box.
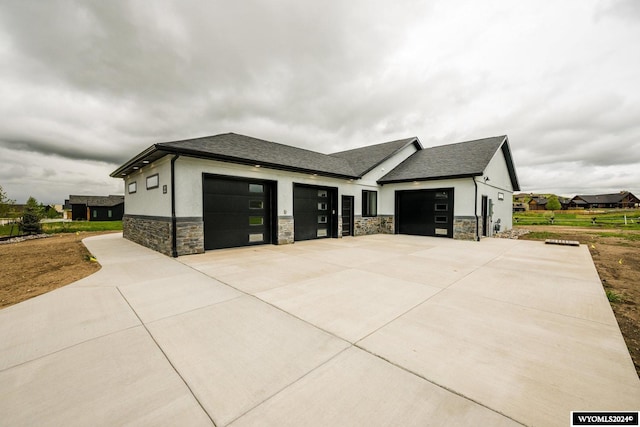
[122,156,172,217]
[174,157,362,218]
[474,146,515,231]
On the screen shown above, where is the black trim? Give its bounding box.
[379,172,482,185]
[171,155,179,257]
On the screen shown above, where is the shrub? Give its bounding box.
[20,197,43,235]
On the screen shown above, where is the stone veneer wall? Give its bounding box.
[354,215,394,236]
[123,215,172,255]
[453,216,477,241]
[175,218,204,255]
[278,216,294,244]
[123,214,204,256]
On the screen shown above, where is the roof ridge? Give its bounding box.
[422,135,506,150]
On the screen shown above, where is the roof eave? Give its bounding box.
[110,145,166,178]
[121,145,359,180]
[378,172,482,185]
[500,136,521,191]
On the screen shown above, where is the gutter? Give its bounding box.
[473,177,480,241]
[171,155,180,258]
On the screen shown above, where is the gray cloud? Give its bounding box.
[0,0,639,203]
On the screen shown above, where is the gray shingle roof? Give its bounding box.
[378,136,508,184]
[330,137,420,176]
[156,133,357,178]
[573,192,633,204]
[69,195,124,207]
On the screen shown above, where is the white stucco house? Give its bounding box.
[111,133,520,257]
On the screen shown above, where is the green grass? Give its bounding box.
[514,209,640,229]
[42,221,123,234]
[606,289,623,303]
[0,221,123,236]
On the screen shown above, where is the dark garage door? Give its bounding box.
[203,176,274,250]
[293,184,337,241]
[396,188,454,238]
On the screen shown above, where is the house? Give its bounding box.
[558,197,572,210]
[528,197,548,210]
[513,202,527,212]
[65,195,124,221]
[111,133,519,257]
[570,192,640,209]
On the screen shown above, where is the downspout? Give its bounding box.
[473,177,480,241]
[171,155,180,258]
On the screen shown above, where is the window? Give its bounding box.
[249,233,263,242]
[318,190,327,198]
[249,200,264,209]
[435,203,448,212]
[249,183,264,193]
[362,190,377,217]
[146,174,159,190]
[435,215,448,224]
[318,215,327,224]
[128,181,137,194]
[108,210,112,218]
[93,210,97,218]
[249,216,263,226]
[318,202,327,210]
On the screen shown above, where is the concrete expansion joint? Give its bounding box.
[353,344,527,427]
[225,346,353,426]
[114,287,217,426]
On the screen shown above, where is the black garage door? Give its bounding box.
[203,175,274,250]
[396,188,454,238]
[293,184,338,241]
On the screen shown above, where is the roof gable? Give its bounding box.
[378,135,519,190]
[330,137,421,176]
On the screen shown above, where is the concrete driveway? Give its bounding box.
[1,233,638,426]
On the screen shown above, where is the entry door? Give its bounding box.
[341,195,354,236]
[203,176,273,250]
[481,195,489,237]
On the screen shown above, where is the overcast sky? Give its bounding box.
[1,0,639,204]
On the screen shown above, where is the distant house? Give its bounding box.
[569,192,640,209]
[65,195,124,221]
[528,197,548,211]
[512,202,527,212]
[558,197,571,210]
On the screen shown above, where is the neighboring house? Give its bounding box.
[65,195,124,221]
[558,197,572,210]
[570,192,640,209]
[528,197,548,210]
[111,132,520,257]
[513,202,527,212]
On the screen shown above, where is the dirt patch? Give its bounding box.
[0,232,115,309]
[518,225,640,377]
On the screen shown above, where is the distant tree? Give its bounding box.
[20,196,43,234]
[546,195,561,211]
[0,184,15,217]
